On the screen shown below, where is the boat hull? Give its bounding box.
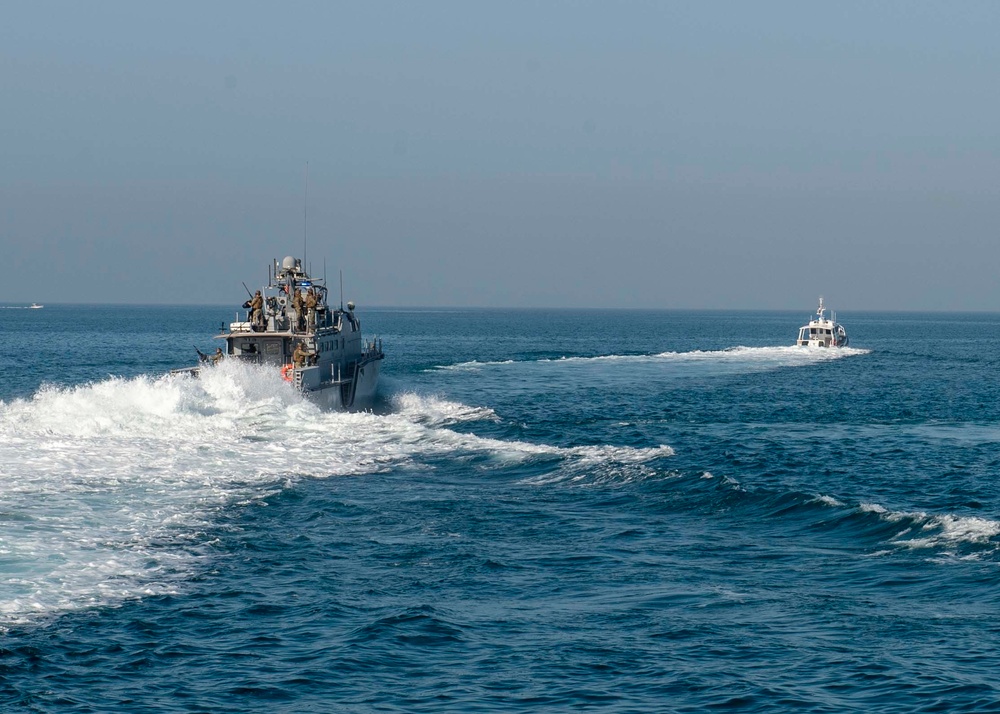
[797,336,849,348]
[303,359,381,411]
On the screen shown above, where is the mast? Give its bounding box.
[303,161,309,268]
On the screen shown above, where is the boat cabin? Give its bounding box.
[796,297,849,348]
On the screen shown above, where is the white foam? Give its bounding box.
[518,441,675,487]
[0,361,674,625]
[809,495,844,507]
[391,391,500,425]
[653,345,869,362]
[859,500,1000,554]
[433,345,869,374]
[434,359,515,371]
[859,501,892,517]
[901,514,1000,550]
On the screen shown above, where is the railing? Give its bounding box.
[362,337,384,360]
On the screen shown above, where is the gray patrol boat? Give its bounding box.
[183,255,384,410]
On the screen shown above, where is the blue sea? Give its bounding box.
[1,304,999,712]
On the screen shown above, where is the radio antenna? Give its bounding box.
[303,161,309,266]
[339,269,344,310]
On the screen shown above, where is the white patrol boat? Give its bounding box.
[182,255,384,410]
[796,297,849,348]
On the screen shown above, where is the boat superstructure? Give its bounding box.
[796,297,848,348]
[182,255,384,410]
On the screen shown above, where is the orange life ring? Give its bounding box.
[280,364,293,382]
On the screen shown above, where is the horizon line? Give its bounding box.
[5,302,1000,315]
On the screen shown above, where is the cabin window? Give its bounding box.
[264,342,280,355]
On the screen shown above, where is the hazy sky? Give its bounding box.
[3,2,999,309]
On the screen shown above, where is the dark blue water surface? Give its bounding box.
[1,305,999,712]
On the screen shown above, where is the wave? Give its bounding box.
[0,361,674,626]
[542,466,999,559]
[390,391,501,426]
[688,475,1000,559]
[859,502,1000,553]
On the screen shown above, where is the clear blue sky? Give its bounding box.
[3,1,999,309]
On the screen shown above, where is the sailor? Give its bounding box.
[292,289,306,331]
[292,341,308,367]
[305,288,318,329]
[211,347,224,365]
[250,290,264,328]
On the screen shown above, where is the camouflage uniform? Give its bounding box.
[250,291,264,327]
[292,290,305,331]
[292,342,308,367]
[305,289,318,329]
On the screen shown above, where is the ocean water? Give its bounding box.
[1,304,999,712]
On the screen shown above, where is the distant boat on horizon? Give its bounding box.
[29,303,43,309]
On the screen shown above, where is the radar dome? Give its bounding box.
[282,256,297,270]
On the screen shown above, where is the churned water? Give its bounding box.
[1,305,998,712]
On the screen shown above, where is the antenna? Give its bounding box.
[303,161,309,267]
[340,269,344,310]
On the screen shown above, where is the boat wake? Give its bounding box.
[437,345,869,374]
[391,391,502,426]
[515,462,999,560]
[645,471,1000,561]
[0,362,672,626]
